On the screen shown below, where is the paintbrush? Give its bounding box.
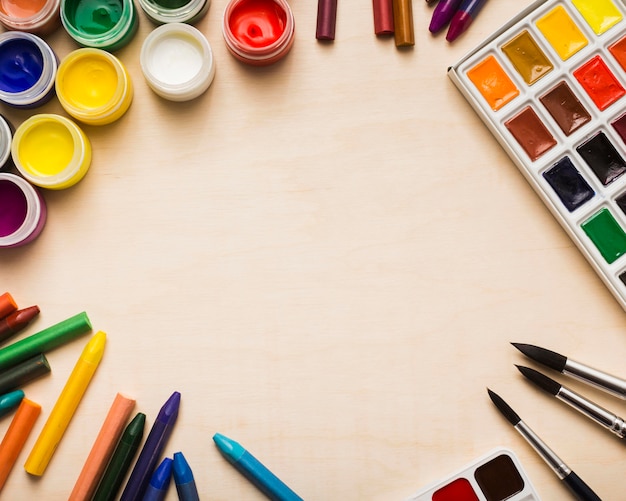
[512,343,626,400]
[516,365,626,441]
[487,388,601,501]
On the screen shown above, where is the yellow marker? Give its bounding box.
[24,331,106,476]
[572,0,622,35]
[536,6,588,61]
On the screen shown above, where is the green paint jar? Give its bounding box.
[138,0,209,24]
[61,0,138,51]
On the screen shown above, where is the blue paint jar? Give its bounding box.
[0,32,57,108]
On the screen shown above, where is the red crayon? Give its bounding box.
[373,0,394,35]
[0,307,40,344]
[0,293,17,320]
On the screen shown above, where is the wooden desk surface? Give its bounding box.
[4,0,626,499]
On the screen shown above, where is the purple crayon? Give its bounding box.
[120,391,180,501]
[429,0,462,33]
[446,0,488,42]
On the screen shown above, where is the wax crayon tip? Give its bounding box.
[149,457,173,490]
[213,433,245,463]
[82,331,106,364]
[0,389,25,417]
[173,452,193,484]
[157,391,180,423]
[428,0,461,33]
[6,306,39,329]
[446,10,473,42]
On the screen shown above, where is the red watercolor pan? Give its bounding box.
[406,448,540,501]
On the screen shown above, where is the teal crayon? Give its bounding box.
[92,412,146,501]
[0,390,24,418]
[0,312,92,371]
[213,433,303,501]
[173,451,199,501]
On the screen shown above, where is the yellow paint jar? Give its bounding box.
[56,48,133,126]
[12,114,92,190]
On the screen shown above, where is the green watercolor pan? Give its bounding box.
[448,0,626,311]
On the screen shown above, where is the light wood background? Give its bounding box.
[3,0,626,499]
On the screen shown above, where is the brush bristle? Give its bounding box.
[511,343,567,372]
[487,388,521,426]
[516,365,561,396]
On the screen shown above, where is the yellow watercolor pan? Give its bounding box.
[536,5,588,60]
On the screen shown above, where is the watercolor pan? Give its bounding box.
[406,448,540,501]
[448,0,626,311]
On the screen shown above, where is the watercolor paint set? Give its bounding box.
[406,447,540,501]
[448,0,626,310]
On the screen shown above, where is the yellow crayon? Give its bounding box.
[24,331,106,476]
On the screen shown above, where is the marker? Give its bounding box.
[92,412,146,501]
[142,457,173,501]
[0,306,40,344]
[488,389,601,501]
[69,393,136,501]
[446,0,488,42]
[0,398,41,491]
[24,331,106,476]
[173,451,199,501]
[512,342,626,399]
[0,353,50,395]
[120,391,180,501]
[0,293,17,320]
[429,0,462,33]
[0,311,92,372]
[213,433,303,501]
[0,390,24,418]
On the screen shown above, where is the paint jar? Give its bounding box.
[0,172,47,248]
[0,114,14,171]
[222,0,295,65]
[0,0,61,34]
[61,0,138,51]
[0,32,57,108]
[138,0,209,25]
[56,48,133,125]
[12,114,92,190]
[140,23,215,101]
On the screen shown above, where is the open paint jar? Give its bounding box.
[0,0,61,34]
[140,23,215,101]
[0,32,57,108]
[138,0,209,24]
[0,114,13,171]
[0,172,47,248]
[61,0,138,51]
[12,114,92,190]
[56,48,133,125]
[222,0,294,65]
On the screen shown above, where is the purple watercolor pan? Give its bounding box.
[0,173,47,248]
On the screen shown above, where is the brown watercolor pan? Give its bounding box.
[448,0,626,311]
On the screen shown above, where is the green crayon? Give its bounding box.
[92,412,146,501]
[0,312,91,372]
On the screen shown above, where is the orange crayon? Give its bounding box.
[69,392,136,500]
[0,398,41,491]
[0,293,17,320]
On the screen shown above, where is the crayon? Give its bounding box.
[0,390,24,418]
[0,354,50,394]
[392,0,414,47]
[429,0,462,33]
[373,0,394,35]
[69,393,136,501]
[24,331,106,476]
[0,293,17,320]
[0,398,41,491]
[92,412,146,501]
[0,311,92,371]
[316,0,338,40]
[120,391,180,501]
[213,433,303,501]
[0,306,40,344]
[446,0,489,42]
[173,451,199,501]
[142,457,173,501]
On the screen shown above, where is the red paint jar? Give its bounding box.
[222,0,294,65]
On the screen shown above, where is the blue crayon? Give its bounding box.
[173,451,199,501]
[0,389,24,418]
[142,457,172,501]
[213,433,303,501]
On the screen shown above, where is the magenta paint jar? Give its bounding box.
[0,172,47,248]
[222,0,294,65]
